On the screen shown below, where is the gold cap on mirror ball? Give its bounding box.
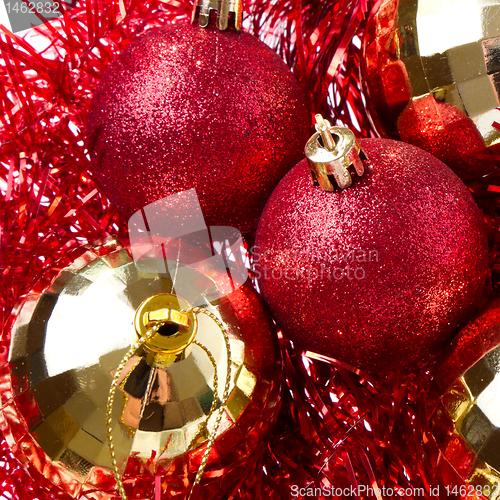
[108,299,231,500]
[7,244,259,491]
[133,293,198,367]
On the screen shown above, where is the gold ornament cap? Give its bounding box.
[305,114,366,191]
[191,0,243,31]
[134,293,198,367]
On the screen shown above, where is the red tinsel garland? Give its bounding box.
[0,0,378,326]
[234,347,445,500]
[2,1,500,499]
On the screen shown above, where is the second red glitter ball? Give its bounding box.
[254,116,489,373]
[86,2,310,236]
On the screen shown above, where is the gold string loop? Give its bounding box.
[106,306,232,500]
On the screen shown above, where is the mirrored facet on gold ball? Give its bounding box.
[5,238,283,499]
[363,0,500,179]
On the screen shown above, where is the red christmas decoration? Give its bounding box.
[87,17,311,236]
[254,119,488,373]
[3,0,500,499]
[397,96,498,182]
[362,0,500,181]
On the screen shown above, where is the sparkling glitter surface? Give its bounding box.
[397,95,497,181]
[87,22,311,236]
[254,138,488,373]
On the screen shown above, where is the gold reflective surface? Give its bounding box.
[191,0,243,30]
[305,116,366,191]
[5,241,280,495]
[363,0,500,149]
[133,293,198,366]
[432,344,500,495]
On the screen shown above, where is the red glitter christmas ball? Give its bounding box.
[254,136,488,373]
[87,21,310,236]
[397,96,497,182]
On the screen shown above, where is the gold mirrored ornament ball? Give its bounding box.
[5,238,283,499]
[362,0,500,180]
[429,301,500,495]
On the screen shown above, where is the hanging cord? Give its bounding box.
[106,306,232,500]
[186,307,232,500]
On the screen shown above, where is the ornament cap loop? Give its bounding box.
[134,293,198,366]
[142,308,191,330]
[191,0,243,31]
[306,115,367,191]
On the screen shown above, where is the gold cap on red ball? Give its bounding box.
[192,0,243,30]
[305,114,366,191]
